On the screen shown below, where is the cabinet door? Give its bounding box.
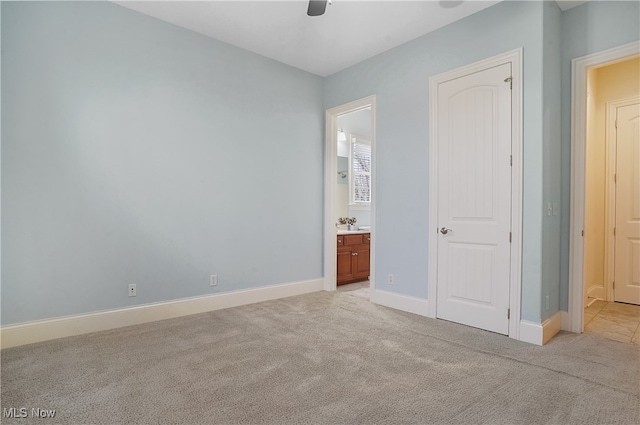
[353,246,370,280]
[337,250,354,283]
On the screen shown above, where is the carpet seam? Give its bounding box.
[400,323,639,398]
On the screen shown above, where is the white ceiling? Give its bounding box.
[113,1,588,77]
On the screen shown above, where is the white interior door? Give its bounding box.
[614,102,640,305]
[436,63,512,335]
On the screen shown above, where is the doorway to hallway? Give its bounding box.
[569,41,640,334]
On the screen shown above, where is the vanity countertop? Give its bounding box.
[337,229,370,235]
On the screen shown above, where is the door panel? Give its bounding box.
[450,87,497,221]
[354,246,370,279]
[436,63,512,335]
[614,102,640,304]
[337,250,354,283]
[448,243,496,304]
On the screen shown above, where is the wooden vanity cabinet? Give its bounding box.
[337,233,370,285]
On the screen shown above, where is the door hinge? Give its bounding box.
[615,119,618,129]
[504,76,513,89]
[614,173,617,183]
[510,155,513,166]
[509,232,512,243]
[613,227,616,236]
[581,229,584,237]
[507,308,511,319]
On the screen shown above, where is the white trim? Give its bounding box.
[519,312,561,346]
[324,96,377,293]
[605,100,616,302]
[428,48,523,339]
[586,284,604,300]
[370,289,430,317]
[371,288,557,347]
[0,278,323,349]
[541,311,562,345]
[568,41,640,333]
[519,321,543,345]
[542,312,562,345]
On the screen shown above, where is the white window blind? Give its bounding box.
[350,138,371,204]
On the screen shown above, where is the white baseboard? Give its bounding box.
[542,312,562,344]
[519,320,543,345]
[1,278,323,349]
[370,289,430,317]
[519,311,562,346]
[587,285,604,300]
[370,289,565,346]
[560,310,572,332]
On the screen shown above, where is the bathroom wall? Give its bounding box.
[336,108,372,228]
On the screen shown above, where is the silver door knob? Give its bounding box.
[440,227,452,235]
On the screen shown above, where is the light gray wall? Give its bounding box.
[337,109,371,140]
[0,3,3,324]
[559,1,640,311]
[541,1,562,321]
[1,2,324,325]
[3,1,638,328]
[324,0,546,321]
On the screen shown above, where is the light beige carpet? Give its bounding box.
[1,289,639,424]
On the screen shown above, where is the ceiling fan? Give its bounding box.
[307,0,330,16]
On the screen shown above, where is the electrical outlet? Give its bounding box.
[210,275,218,287]
[552,203,559,216]
[547,203,552,216]
[545,295,549,310]
[128,284,136,297]
[388,274,394,285]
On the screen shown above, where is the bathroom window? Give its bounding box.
[350,136,371,206]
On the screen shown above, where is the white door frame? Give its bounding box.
[427,48,523,339]
[604,96,640,302]
[324,96,377,292]
[567,41,640,333]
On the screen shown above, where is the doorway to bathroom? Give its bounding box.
[324,96,376,295]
